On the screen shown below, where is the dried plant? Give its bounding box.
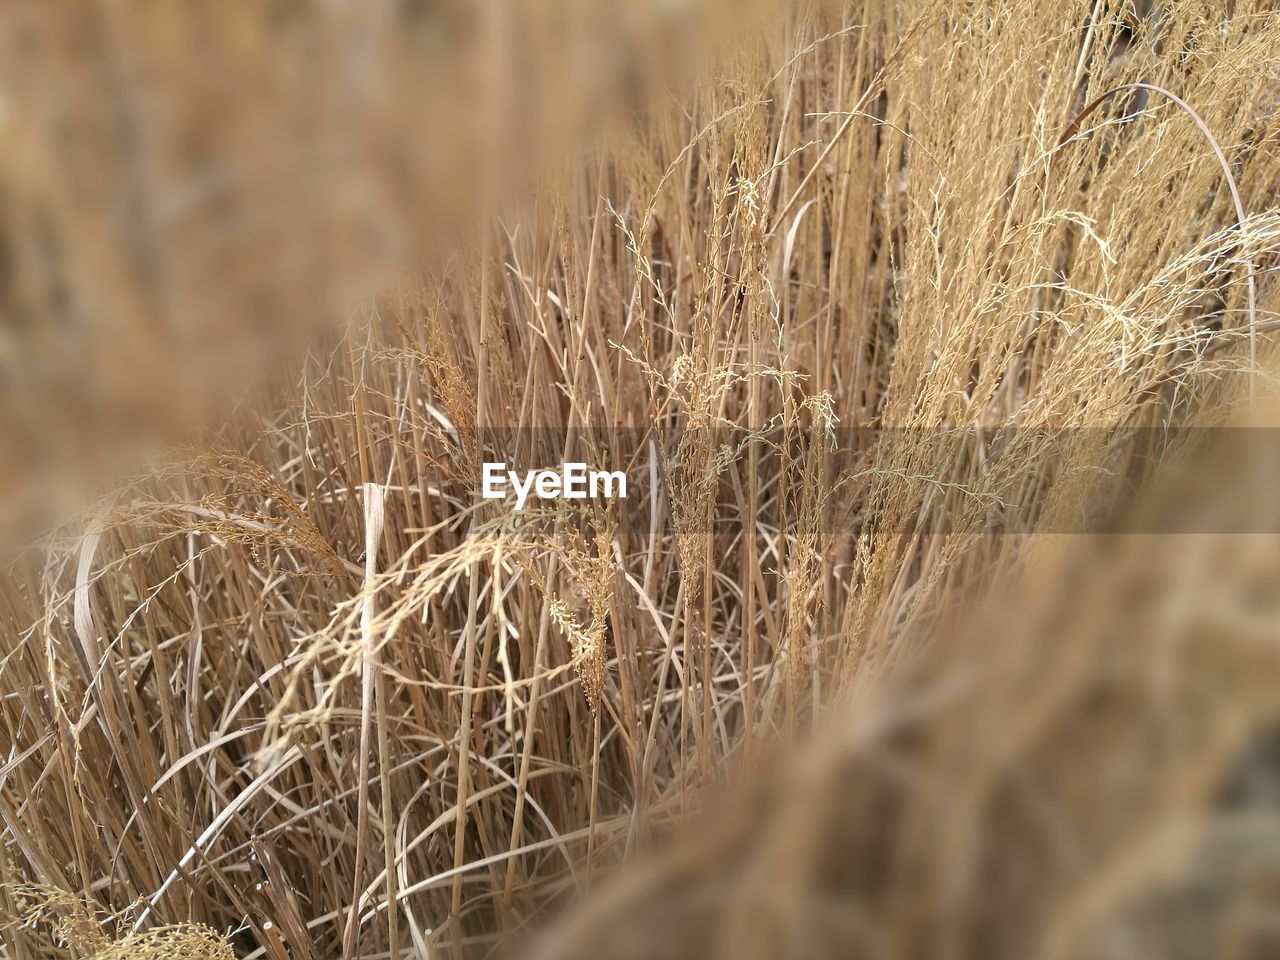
[2,2,1280,958]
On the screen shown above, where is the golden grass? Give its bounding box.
[2,1,1280,957]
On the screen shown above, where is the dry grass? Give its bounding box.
[2,1,1280,957]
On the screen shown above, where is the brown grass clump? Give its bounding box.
[2,1,1280,958]
[6,884,234,960]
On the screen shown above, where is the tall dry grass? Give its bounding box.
[2,1,1280,957]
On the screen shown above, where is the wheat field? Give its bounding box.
[3,1,1280,958]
